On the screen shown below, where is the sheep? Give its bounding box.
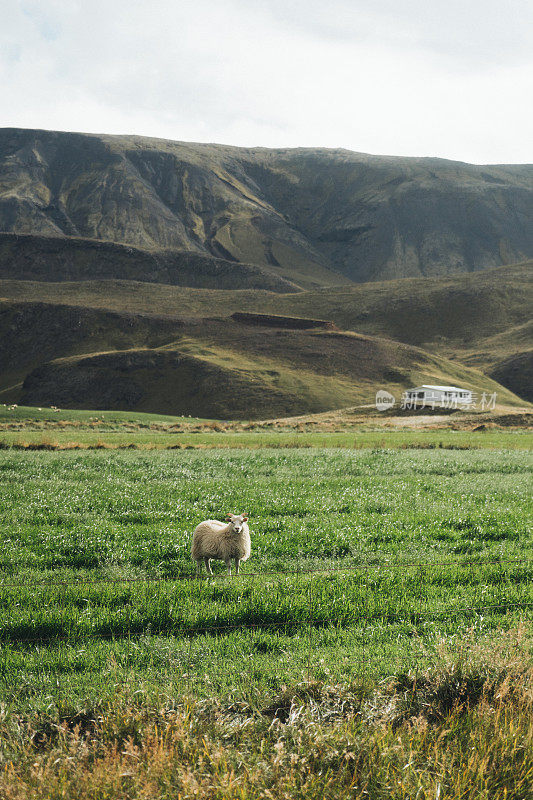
[191,514,251,575]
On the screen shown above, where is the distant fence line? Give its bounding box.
[0,556,530,591]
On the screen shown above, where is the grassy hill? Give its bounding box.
[0,299,184,393]
[0,232,300,292]
[1,262,530,399]
[1,128,532,283]
[1,262,530,413]
[0,297,524,417]
[2,262,529,346]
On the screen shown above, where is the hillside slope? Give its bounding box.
[18,332,521,419]
[489,351,533,403]
[0,298,523,417]
[0,300,184,391]
[1,128,532,283]
[0,232,299,292]
[2,263,530,404]
[2,262,529,350]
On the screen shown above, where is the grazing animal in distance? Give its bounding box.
[191,514,251,575]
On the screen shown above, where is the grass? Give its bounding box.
[1,428,532,449]
[0,405,531,450]
[0,448,531,702]
[0,404,203,424]
[0,631,532,798]
[0,446,531,796]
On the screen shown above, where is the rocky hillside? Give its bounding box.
[1,128,532,284]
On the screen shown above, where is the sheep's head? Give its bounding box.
[226,513,248,533]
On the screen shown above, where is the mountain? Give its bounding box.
[0,127,530,416]
[1,128,532,284]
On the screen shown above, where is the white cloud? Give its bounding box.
[0,0,531,163]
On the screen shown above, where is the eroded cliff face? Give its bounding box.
[0,128,532,284]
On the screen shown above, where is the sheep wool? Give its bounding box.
[191,514,251,575]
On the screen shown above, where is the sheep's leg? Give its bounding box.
[225,560,232,576]
[234,558,240,575]
[204,558,213,575]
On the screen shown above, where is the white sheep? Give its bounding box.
[191,514,251,575]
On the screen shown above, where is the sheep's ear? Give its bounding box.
[226,514,232,520]
[242,516,248,521]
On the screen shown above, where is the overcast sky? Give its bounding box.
[1,0,532,163]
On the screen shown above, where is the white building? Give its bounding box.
[402,384,473,409]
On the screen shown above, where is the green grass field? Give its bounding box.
[0,404,203,424]
[0,447,531,716]
[1,428,532,449]
[1,405,532,450]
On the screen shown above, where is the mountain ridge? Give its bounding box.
[1,127,532,283]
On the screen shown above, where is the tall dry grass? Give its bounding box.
[0,628,531,799]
